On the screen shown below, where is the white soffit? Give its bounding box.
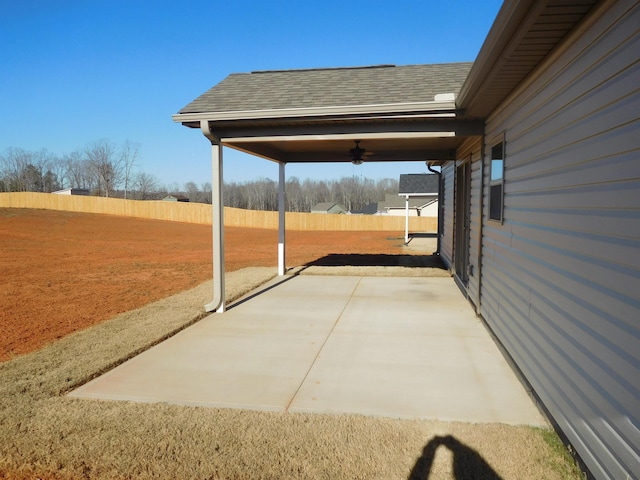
[223,131,456,144]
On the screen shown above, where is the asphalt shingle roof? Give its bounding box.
[179,63,473,114]
[399,174,439,194]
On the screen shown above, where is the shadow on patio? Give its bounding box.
[305,253,446,269]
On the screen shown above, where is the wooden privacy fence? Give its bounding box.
[0,192,437,232]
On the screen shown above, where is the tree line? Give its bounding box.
[0,143,399,212]
[1,141,148,199]
[224,176,398,213]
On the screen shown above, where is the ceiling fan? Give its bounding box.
[349,140,372,165]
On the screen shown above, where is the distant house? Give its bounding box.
[397,173,439,215]
[163,194,190,202]
[351,202,380,215]
[52,188,90,196]
[356,175,439,217]
[377,194,438,217]
[310,202,347,214]
[355,197,438,216]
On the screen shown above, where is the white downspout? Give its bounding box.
[278,162,286,276]
[200,121,226,313]
[427,163,442,256]
[404,194,410,244]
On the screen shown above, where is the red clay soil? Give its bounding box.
[1,208,421,361]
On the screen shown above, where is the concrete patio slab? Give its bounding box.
[69,275,547,425]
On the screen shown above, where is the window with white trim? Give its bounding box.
[489,140,504,222]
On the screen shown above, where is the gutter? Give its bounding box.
[427,163,442,256]
[172,100,457,124]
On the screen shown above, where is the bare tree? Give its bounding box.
[223,181,246,208]
[248,178,277,210]
[285,177,304,212]
[30,149,58,192]
[166,182,181,195]
[0,147,31,191]
[201,182,212,204]
[184,181,199,202]
[133,172,159,200]
[376,178,399,200]
[0,147,61,192]
[64,150,93,190]
[85,139,121,197]
[48,155,70,191]
[120,140,139,199]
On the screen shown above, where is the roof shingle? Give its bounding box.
[179,63,473,114]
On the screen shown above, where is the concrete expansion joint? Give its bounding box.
[284,277,363,412]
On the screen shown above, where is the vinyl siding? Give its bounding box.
[480,2,640,479]
[457,137,484,309]
[440,162,455,268]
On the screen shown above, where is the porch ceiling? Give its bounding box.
[174,113,483,164]
[208,116,482,164]
[224,135,465,164]
[173,63,478,165]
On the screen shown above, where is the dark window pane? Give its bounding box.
[490,184,502,221]
[491,142,503,160]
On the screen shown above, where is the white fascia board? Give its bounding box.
[172,100,456,123]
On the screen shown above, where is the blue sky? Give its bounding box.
[1,0,503,187]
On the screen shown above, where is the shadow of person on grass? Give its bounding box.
[408,435,504,480]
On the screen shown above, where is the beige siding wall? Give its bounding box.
[457,137,483,310]
[0,192,437,232]
[421,202,439,218]
[440,162,455,267]
[480,2,639,479]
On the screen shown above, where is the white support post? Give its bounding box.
[201,121,226,313]
[278,162,286,276]
[405,195,410,244]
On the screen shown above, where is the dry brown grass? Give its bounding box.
[0,268,585,480]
